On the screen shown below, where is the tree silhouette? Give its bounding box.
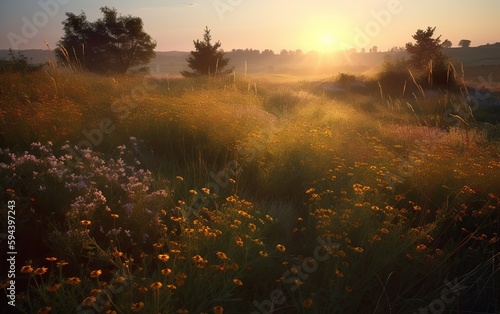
[405,27,447,69]
[441,39,452,48]
[56,7,156,74]
[458,39,471,48]
[181,27,233,77]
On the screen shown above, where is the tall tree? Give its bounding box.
[181,27,233,77]
[441,39,452,48]
[56,7,156,74]
[405,27,447,70]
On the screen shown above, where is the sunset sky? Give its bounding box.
[1,0,499,52]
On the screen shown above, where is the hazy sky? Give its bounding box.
[1,0,499,52]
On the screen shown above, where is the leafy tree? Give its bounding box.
[405,27,447,69]
[181,27,233,77]
[458,39,471,48]
[56,7,156,74]
[441,39,452,48]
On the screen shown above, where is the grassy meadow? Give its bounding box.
[1,64,499,313]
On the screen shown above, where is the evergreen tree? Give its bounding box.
[181,27,233,77]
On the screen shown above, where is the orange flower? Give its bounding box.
[416,244,427,252]
[80,220,92,227]
[276,244,286,252]
[216,252,229,260]
[34,267,48,276]
[66,277,81,285]
[303,298,313,308]
[345,285,353,293]
[131,302,144,312]
[233,279,243,286]
[45,257,57,262]
[335,270,344,278]
[158,254,170,262]
[138,286,148,293]
[83,296,97,306]
[37,306,52,314]
[150,282,163,290]
[259,251,268,257]
[46,283,62,292]
[352,247,364,253]
[213,305,224,314]
[21,265,33,273]
[235,237,243,247]
[161,268,172,275]
[56,260,69,268]
[90,269,102,278]
[167,284,177,290]
[248,223,257,232]
[110,214,119,219]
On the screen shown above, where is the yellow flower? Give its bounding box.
[201,187,210,194]
[90,269,102,278]
[56,260,69,268]
[45,257,57,262]
[170,249,181,254]
[233,279,243,286]
[110,213,119,219]
[175,176,184,181]
[34,267,48,276]
[276,244,286,252]
[150,282,163,290]
[259,251,268,257]
[66,277,81,285]
[189,189,197,195]
[213,305,224,314]
[158,253,170,262]
[161,268,172,275]
[167,284,177,290]
[303,298,313,308]
[21,265,33,273]
[352,247,364,253]
[235,237,243,247]
[131,301,144,312]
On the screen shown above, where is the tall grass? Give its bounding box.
[1,68,499,313]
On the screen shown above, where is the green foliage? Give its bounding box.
[181,27,234,77]
[55,7,156,74]
[0,49,43,73]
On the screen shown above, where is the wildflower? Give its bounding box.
[216,252,229,260]
[158,254,170,262]
[46,283,61,292]
[276,244,286,252]
[235,237,243,247]
[37,306,52,314]
[150,282,163,290]
[175,176,184,181]
[352,247,364,253]
[248,223,257,232]
[303,298,313,308]
[83,296,97,306]
[167,284,177,290]
[110,214,119,219]
[170,249,181,254]
[372,235,381,241]
[177,309,188,314]
[380,228,389,234]
[131,301,144,312]
[413,205,422,211]
[21,265,33,273]
[345,285,353,293]
[90,269,102,278]
[45,257,57,262]
[189,189,197,195]
[213,305,224,314]
[252,239,263,246]
[335,270,344,278]
[259,251,268,257]
[233,279,243,286]
[34,267,48,276]
[56,260,69,268]
[201,187,210,194]
[161,268,172,275]
[80,220,92,227]
[66,277,81,285]
[416,244,427,252]
[138,286,148,293]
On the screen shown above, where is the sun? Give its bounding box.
[321,34,336,51]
